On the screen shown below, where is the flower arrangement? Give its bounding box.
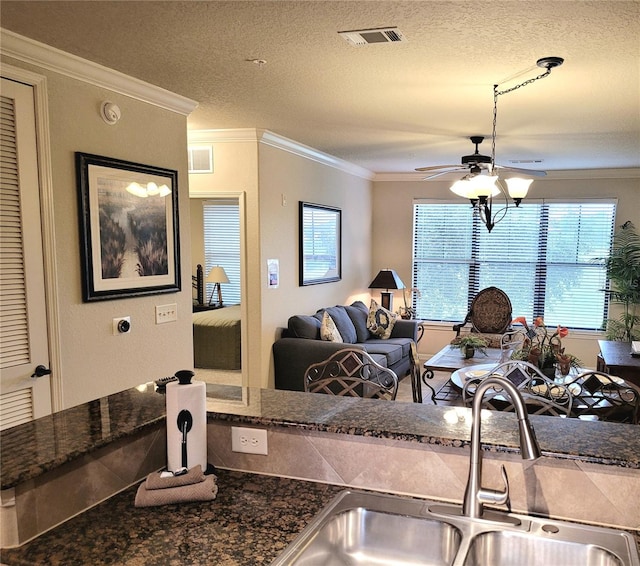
[511,316,580,375]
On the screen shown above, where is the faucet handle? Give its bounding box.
[477,464,510,508]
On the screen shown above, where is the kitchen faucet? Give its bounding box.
[462,376,541,522]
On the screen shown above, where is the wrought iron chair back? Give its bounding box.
[462,360,573,417]
[561,371,640,424]
[304,348,399,401]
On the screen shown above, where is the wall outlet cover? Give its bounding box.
[231,426,268,455]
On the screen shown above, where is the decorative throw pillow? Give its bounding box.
[367,299,397,339]
[320,311,343,343]
[345,301,370,342]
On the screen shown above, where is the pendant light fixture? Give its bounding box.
[454,56,564,232]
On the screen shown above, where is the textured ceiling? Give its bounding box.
[1,1,639,174]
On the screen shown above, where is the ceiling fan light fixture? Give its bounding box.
[449,175,499,200]
[505,177,533,204]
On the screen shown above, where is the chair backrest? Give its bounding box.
[454,287,512,336]
[462,360,573,417]
[565,371,640,424]
[304,348,399,400]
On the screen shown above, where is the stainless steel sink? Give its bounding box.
[272,491,461,565]
[271,491,640,566]
[464,530,629,566]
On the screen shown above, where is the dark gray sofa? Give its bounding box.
[273,301,419,391]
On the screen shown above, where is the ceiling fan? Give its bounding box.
[415,136,547,179]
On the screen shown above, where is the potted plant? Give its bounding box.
[450,335,489,359]
[598,221,640,342]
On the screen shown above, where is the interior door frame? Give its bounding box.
[2,63,63,411]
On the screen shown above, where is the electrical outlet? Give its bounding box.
[231,426,268,455]
[155,303,177,324]
[112,316,131,335]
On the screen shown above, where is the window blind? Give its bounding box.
[412,199,616,330]
[202,200,241,305]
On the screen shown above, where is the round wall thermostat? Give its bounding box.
[101,101,121,125]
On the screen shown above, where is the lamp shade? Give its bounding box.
[505,177,533,199]
[206,266,229,284]
[369,269,404,290]
[450,175,499,199]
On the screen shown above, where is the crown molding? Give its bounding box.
[374,168,640,182]
[0,29,198,116]
[188,128,375,180]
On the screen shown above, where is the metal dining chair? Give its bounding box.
[453,286,513,337]
[560,370,640,424]
[462,360,573,417]
[304,348,399,401]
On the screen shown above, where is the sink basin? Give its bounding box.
[286,508,461,565]
[271,491,640,566]
[464,530,628,566]
[272,491,461,565]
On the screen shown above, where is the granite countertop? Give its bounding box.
[1,469,638,565]
[210,387,640,469]
[0,469,344,565]
[3,381,640,490]
[1,383,166,489]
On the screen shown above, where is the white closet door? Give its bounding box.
[0,77,51,430]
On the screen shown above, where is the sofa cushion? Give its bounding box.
[367,299,397,339]
[366,337,412,358]
[315,306,357,344]
[288,315,321,339]
[320,312,343,342]
[345,301,371,343]
[362,341,403,367]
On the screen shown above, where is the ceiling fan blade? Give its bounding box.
[494,164,547,177]
[414,164,461,172]
[422,168,467,180]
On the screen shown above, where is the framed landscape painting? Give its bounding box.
[76,152,180,301]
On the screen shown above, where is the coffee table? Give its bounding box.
[422,345,506,404]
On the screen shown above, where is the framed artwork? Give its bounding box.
[299,201,341,286]
[76,152,180,301]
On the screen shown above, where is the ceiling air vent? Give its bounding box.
[339,27,407,47]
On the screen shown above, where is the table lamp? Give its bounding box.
[369,269,404,311]
[207,266,229,307]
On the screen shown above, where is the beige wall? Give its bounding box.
[188,132,374,389]
[372,173,640,366]
[3,55,194,409]
[258,142,373,388]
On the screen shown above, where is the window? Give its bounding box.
[412,199,616,330]
[203,199,241,304]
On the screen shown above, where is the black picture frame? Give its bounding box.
[76,152,180,301]
[299,201,341,286]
